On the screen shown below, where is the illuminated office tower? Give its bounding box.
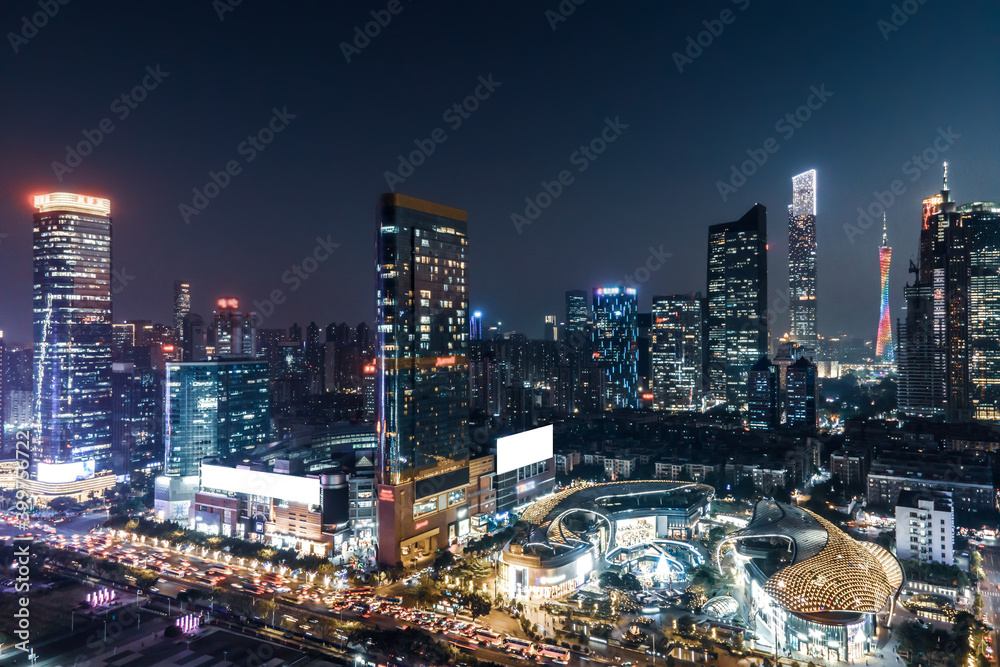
[209,297,255,357]
[592,286,638,410]
[651,294,702,412]
[747,356,778,430]
[376,194,470,565]
[173,280,190,339]
[543,315,558,341]
[962,202,1000,419]
[163,359,269,477]
[788,170,818,346]
[785,357,817,429]
[875,216,894,363]
[32,193,114,480]
[706,204,768,409]
[565,290,589,340]
[470,310,483,341]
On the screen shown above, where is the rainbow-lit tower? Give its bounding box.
[875,214,894,363]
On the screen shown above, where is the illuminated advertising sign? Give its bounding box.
[378,488,395,502]
[33,192,111,216]
[36,460,95,484]
[414,520,429,530]
[496,425,553,475]
[200,464,320,506]
[435,356,456,367]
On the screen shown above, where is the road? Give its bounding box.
[979,545,1000,665]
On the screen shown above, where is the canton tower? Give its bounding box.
[875,214,894,363]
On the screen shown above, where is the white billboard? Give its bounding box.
[200,464,320,507]
[37,460,95,484]
[496,425,553,475]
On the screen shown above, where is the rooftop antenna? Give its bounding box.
[882,213,888,246]
[943,161,949,190]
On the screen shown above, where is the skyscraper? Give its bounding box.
[651,294,702,412]
[565,290,589,343]
[788,170,818,346]
[747,356,778,430]
[592,286,638,410]
[173,280,191,339]
[706,204,768,409]
[32,193,114,482]
[785,356,818,429]
[962,202,1000,420]
[875,216,894,363]
[163,359,270,477]
[209,297,254,357]
[376,194,470,565]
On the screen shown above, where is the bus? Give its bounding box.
[502,637,534,656]
[474,629,502,647]
[376,595,402,605]
[535,644,570,664]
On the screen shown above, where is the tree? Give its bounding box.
[974,591,984,618]
[619,572,642,592]
[465,590,492,621]
[403,575,441,609]
[433,550,456,571]
[970,549,986,582]
[452,556,491,588]
[598,571,622,590]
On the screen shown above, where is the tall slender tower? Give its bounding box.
[788,170,818,346]
[32,193,114,478]
[876,215,894,363]
[375,193,470,565]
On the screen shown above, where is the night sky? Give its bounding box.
[2,1,998,346]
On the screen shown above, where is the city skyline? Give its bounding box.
[1,3,999,344]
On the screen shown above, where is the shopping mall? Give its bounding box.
[719,500,904,663]
[499,480,714,598]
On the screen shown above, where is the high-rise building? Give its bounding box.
[209,298,254,357]
[173,281,191,338]
[111,362,162,489]
[32,193,114,482]
[788,170,818,346]
[375,194,471,565]
[875,216,894,363]
[785,356,817,429]
[964,202,1000,419]
[305,321,324,394]
[747,356,778,430]
[706,204,768,409]
[651,294,702,412]
[163,359,270,477]
[592,286,638,410]
[894,491,954,565]
[0,331,5,435]
[543,315,558,341]
[565,290,589,342]
[470,311,483,341]
[181,313,207,362]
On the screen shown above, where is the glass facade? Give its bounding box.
[651,294,702,412]
[964,203,1000,419]
[376,194,470,486]
[32,193,113,476]
[876,220,894,363]
[788,170,818,346]
[164,360,270,476]
[706,204,768,409]
[592,286,638,409]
